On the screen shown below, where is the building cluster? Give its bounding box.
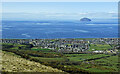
[1,38,119,53]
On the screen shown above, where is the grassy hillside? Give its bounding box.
[2,51,64,72]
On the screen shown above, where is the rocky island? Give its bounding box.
[80,18,92,22]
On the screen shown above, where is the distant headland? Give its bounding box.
[80,18,92,22]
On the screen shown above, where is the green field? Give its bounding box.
[89,44,112,51]
[31,48,51,51]
[65,54,110,62]
[2,43,119,73]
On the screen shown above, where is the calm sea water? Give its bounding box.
[2,20,118,39]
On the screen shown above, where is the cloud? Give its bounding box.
[2,12,118,21]
[78,13,88,15]
[108,11,117,14]
[74,30,89,33]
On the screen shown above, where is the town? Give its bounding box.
[1,38,119,54]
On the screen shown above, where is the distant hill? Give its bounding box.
[80,18,91,22]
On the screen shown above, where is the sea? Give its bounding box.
[2,19,118,39]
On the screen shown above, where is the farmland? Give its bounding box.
[1,38,119,73]
[89,44,112,51]
[2,48,119,73]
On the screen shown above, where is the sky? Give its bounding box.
[2,2,118,21]
[2,0,119,2]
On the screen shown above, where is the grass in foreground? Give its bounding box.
[2,51,64,72]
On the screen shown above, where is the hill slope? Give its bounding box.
[2,51,64,72]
